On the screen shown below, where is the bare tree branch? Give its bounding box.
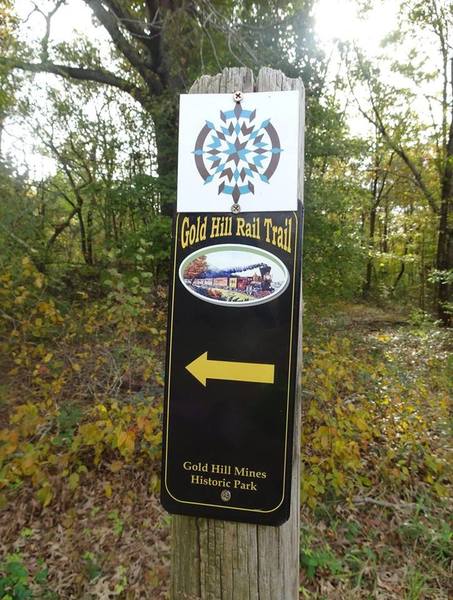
[101,0,152,44]
[346,49,440,215]
[32,0,66,62]
[82,0,162,94]
[46,205,79,249]
[366,98,439,214]
[2,58,149,107]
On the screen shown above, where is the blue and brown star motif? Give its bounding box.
[193,103,282,204]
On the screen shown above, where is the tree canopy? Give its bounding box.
[0,0,451,321]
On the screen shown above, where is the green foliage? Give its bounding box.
[0,257,165,508]
[303,99,367,300]
[0,554,31,600]
[300,545,342,579]
[304,178,365,299]
[82,552,102,582]
[344,0,453,322]
[398,516,452,567]
[0,161,37,269]
[112,213,172,282]
[299,465,451,597]
[0,0,19,117]
[0,554,53,600]
[301,309,451,507]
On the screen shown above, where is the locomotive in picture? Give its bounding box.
[184,262,275,302]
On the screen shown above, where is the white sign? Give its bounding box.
[177,90,300,213]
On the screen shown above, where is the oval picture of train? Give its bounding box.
[179,244,290,307]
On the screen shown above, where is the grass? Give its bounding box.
[299,495,451,599]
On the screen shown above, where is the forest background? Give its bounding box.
[0,1,451,598]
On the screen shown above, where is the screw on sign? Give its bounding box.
[221,489,231,502]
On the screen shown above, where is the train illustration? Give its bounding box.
[184,262,275,300]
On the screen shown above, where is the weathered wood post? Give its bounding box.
[167,67,304,600]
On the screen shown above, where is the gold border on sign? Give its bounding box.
[164,212,299,514]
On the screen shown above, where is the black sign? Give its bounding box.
[161,206,303,526]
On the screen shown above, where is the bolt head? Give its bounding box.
[221,489,231,502]
[233,90,244,103]
[231,203,241,214]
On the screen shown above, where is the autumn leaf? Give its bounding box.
[36,484,53,507]
[68,473,80,490]
[117,429,136,457]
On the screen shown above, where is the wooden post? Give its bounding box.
[170,66,304,600]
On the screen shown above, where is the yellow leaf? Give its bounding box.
[20,454,36,476]
[78,422,104,445]
[43,352,53,363]
[137,416,152,434]
[72,363,81,373]
[68,472,80,490]
[109,460,123,473]
[117,429,136,456]
[0,430,18,459]
[149,474,160,494]
[434,482,447,497]
[353,416,368,432]
[104,482,112,498]
[37,485,53,507]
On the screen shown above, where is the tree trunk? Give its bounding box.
[0,113,4,156]
[362,147,392,299]
[363,205,377,298]
[86,205,94,266]
[392,249,407,294]
[153,97,179,217]
[77,209,88,264]
[169,67,305,600]
[382,198,389,253]
[436,107,453,326]
[420,227,426,310]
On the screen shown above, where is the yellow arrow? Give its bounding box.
[186,352,275,387]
